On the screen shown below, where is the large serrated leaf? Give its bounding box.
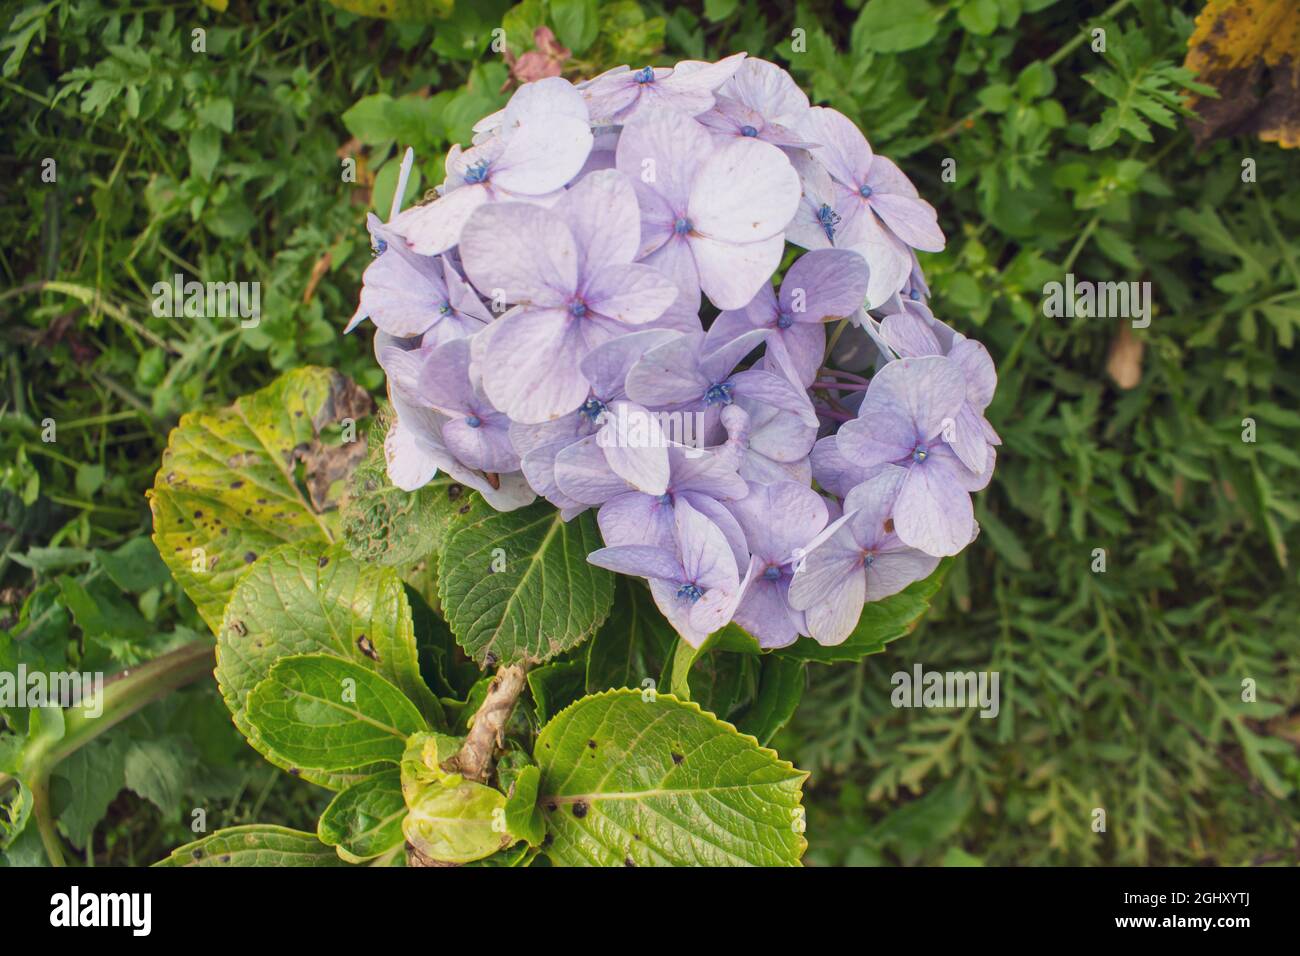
[217,540,439,789]
[149,366,372,631]
[154,825,346,867]
[535,690,808,866]
[246,655,428,772]
[438,499,613,667]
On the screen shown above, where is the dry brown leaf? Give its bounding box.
[1184,0,1300,147]
[1106,324,1144,390]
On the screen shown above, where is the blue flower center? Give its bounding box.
[438,301,452,315]
[465,415,482,428]
[374,238,388,256]
[635,66,655,84]
[762,565,782,581]
[656,493,672,506]
[817,203,840,242]
[777,312,794,329]
[569,300,588,318]
[858,184,873,198]
[863,552,875,567]
[464,161,490,184]
[909,289,922,301]
[579,397,606,422]
[911,446,928,463]
[673,217,693,236]
[703,382,734,406]
[676,582,703,603]
[740,125,758,137]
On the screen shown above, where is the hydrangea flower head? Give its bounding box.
[348,55,999,651]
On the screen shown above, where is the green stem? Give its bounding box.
[20,641,214,866]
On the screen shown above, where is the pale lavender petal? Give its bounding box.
[733,575,802,649]
[880,310,943,358]
[481,307,590,423]
[810,434,880,498]
[894,459,975,557]
[797,107,871,188]
[690,233,786,311]
[949,336,997,410]
[870,193,945,252]
[729,480,828,561]
[388,184,489,257]
[865,548,939,602]
[442,415,519,474]
[729,368,818,425]
[780,248,870,322]
[588,544,682,581]
[842,465,908,550]
[459,202,577,307]
[674,498,739,593]
[700,327,769,382]
[583,262,679,325]
[615,110,713,213]
[598,492,674,551]
[579,328,679,399]
[639,235,701,310]
[490,115,593,195]
[689,138,800,243]
[596,401,670,495]
[554,434,633,505]
[624,332,709,407]
[555,168,641,275]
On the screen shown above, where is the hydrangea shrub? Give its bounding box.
[152,53,999,868]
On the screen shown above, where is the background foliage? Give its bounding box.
[2,0,1298,866]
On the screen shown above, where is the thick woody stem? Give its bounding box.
[449,664,528,783]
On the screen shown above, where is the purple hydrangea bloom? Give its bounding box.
[836,356,989,557]
[719,402,815,485]
[588,497,747,646]
[390,79,594,256]
[725,480,829,648]
[695,58,815,149]
[787,466,940,645]
[710,248,870,387]
[624,328,818,440]
[458,169,680,423]
[380,337,518,475]
[615,109,801,310]
[878,303,1001,473]
[346,215,492,343]
[581,54,747,125]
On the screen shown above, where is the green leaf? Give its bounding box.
[503,763,545,847]
[340,405,470,567]
[123,739,190,815]
[149,366,373,631]
[403,776,512,864]
[527,660,586,724]
[318,769,408,861]
[536,690,808,866]
[217,540,441,787]
[550,0,598,52]
[325,0,454,20]
[188,125,221,181]
[94,537,170,593]
[245,654,428,772]
[155,825,346,866]
[957,0,998,36]
[853,0,940,54]
[50,735,126,850]
[776,560,950,664]
[585,577,678,694]
[438,498,613,667]
[734,657,806,746]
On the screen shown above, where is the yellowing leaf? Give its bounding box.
[1184,0,1300,147]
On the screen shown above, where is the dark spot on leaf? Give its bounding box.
[485,651,498,667]
[318,555,329,568]
[220,854,231,863]
[193,510,203,519]
[448,483,464,500]
[244,551,257,563]
[357,634,380,661]
[587,739,596,749]
[633,833,640,840]
[230,480,244,489]
[545,802,557,812]
[671,752,683,765]
[229,619,247,637]
[288,768,301,776]
[191,849,203,860]
[458,504,471,514]
[571,801,588,818]
[624,856,636,867]
[257,498,268,505]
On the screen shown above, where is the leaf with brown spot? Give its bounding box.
[148,367,373,631]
